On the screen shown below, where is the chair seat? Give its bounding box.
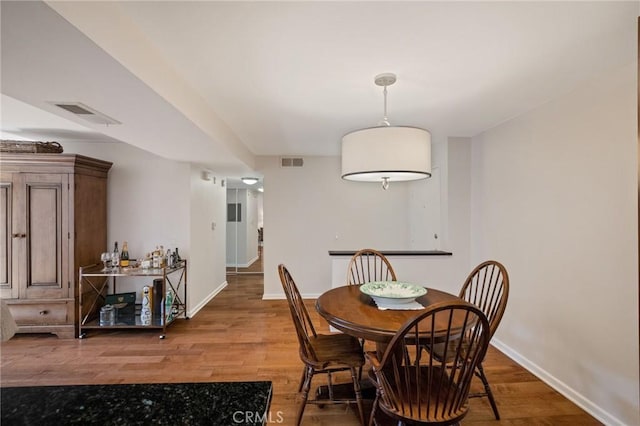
[378,366,468,424]
[430,339,466,363]
[309,333,365,368]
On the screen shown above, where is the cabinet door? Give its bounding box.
[0,172,17,298]
[14,173,70,300]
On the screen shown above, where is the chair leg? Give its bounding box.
[476,363,500,420]
[296,365,314,426]
[350,367,365,426]
[297,367,306,392]
[327,371,334,400]
[368,392,379,426]
[358,338,365,380]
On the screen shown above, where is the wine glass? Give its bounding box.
[100,252,112,271]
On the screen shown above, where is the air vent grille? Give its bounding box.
[55,104,93,115]
[50,102,121,125]
[280,157,304,168]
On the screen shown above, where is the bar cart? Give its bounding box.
[78,260,187,339]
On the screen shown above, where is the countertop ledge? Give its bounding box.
[329,250,453,256]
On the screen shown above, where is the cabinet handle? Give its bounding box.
[39,310,48,315]
[11,233,26,238]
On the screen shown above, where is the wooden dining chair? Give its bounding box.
[347,248,397,285]
[433,260,510,420]
[278,264,366,426]
[345,248,397,375]
[366,300,491,426]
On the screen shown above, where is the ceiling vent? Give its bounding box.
[49,102,121,126]
[280,157,304,168]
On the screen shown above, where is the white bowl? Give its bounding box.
[359,281,427,305]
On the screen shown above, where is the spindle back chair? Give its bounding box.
[347,249,397,285]
[278,264,366,425]
[433,260,509,420]
[367,300,491,425]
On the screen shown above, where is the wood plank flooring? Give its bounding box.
[1,273,601,425]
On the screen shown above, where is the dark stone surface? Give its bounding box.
[1,381,272,425]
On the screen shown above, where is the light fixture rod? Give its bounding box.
[375,73,395,127]
[382,86,389,126]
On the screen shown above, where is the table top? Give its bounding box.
[316,285,461,343]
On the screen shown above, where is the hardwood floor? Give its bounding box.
[1,273,601,425]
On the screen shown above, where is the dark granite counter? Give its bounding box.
[1,381,272,425]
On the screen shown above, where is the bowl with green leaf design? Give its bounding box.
[360,281,427,305]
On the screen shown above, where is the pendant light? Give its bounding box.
[341,73,431,190]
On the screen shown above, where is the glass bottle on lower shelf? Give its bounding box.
[165,291,174,323]
[140,286,151,325]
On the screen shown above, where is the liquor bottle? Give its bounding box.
[174,247,182,262]
[165,249,172,268]
[112,242,120,269]
[140,286,151,325]
[152,246,160,268]
[120,241,130,267]
[165,291,174,323]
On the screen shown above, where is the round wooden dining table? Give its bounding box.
[315,284,462,344]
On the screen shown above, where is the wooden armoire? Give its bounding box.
[0,153,112,338]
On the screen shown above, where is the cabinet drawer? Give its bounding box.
[6,300,73,325]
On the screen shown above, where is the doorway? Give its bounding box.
[226,186,264,275]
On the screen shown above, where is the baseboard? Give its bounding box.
[187,281,228,318]
[225,255,259,269]
[246,255,259,267]
[491,338,624,426]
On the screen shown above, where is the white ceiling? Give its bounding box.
[1,1,637,177]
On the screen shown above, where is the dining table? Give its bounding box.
[314,284,464,403]
[315,284,463,350]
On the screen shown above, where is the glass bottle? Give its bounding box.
[165,291,173,323]
[140,286,151,325]
[120,241,130,267]
[152,246,160,268]
[165,249,172,268]
[112,242,120,269]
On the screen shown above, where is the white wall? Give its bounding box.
[63,141,189,257]
[257,191,264,229]
[260,139,464,298]
[62,142,226,316]
[443,137,472,292]
[189,166,228,313]
[226,189,242,265]
[261,155,405,297]
[470,63,639,425]
[245,189,259,264]
[408,167,441,250]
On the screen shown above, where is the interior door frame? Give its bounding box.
[226,187,263,276]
